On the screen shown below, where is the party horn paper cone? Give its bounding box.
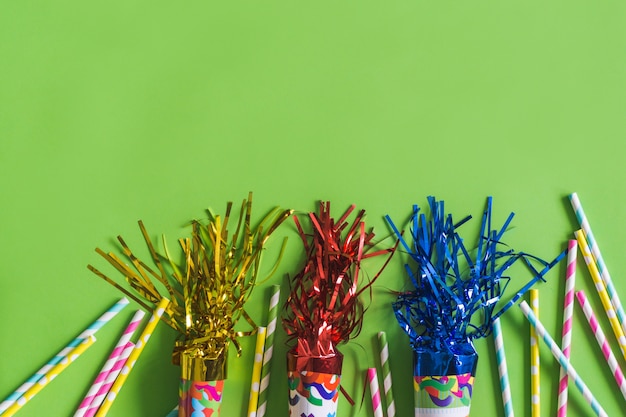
[287,350,342,417]
[288,371,340,417]
[413,350,477,417]
[414,374,474,417]
[178,350,226,416]
[179,379,223,416]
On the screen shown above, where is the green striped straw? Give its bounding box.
[519,300,608,417]
[492,317,514,417]
[569,192,626,333]
[256,285,280,417]
[377,331,395,417]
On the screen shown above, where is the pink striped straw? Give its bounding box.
[557,240,577,417]
[83,341,135,417]
[367,368,383,417]
[74,310,146,417]
[576,290,626,401]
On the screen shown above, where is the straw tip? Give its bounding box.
[133,309,147,319]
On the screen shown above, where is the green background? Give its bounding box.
[1,0,625,416]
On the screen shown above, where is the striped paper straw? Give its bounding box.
[557,240,577,417]
[575,230,626,360]
[257,285,280,417]
[576,290,626,400]
[247,327,267,417]
[368,368,384,417]
[75,309,146,416]
[85,342,135,417]
[570,193,626,332]
[0,298,128,413]
[519,300,608,417]
[492,317,514,417]
[530,289,540,417]
[2,336,97,417]
[95,297,170,417]
[377,331,396,417]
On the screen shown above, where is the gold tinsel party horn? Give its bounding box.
[89,193,292,417]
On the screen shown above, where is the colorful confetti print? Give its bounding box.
[288,371,340,417]
[179,379,224,417]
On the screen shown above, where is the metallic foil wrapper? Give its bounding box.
[287,347,343,375]
[413,344,478,377]
[89,193,292,384]
[283,202,395,375]
[387,197,564,372]
[180,346,228,382]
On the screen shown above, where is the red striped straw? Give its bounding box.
[83,341,135,417]
[74,310,145,417]
[557,240,577,417]
[367,368,383,417]
[576,290,626,401]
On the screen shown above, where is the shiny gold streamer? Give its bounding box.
[88,193,292,369]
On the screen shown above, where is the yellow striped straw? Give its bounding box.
[95,297,170,417]
[3,336,96,417]
[247,326,267,417]
[576,230,626,360]
[530,289,540,417]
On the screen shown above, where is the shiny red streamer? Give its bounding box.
[283,201,395,364]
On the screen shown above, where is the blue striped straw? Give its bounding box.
[493,317,514,417]
[0,297,129,413]
[519,300,608,417]
[569,192,626,333]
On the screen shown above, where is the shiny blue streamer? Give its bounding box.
[386,197,566,357]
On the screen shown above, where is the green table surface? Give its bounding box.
[2,1,626,416]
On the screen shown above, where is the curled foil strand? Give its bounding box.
[88,193,293,369]
[386,197,565,358]
[283,202,396,373]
